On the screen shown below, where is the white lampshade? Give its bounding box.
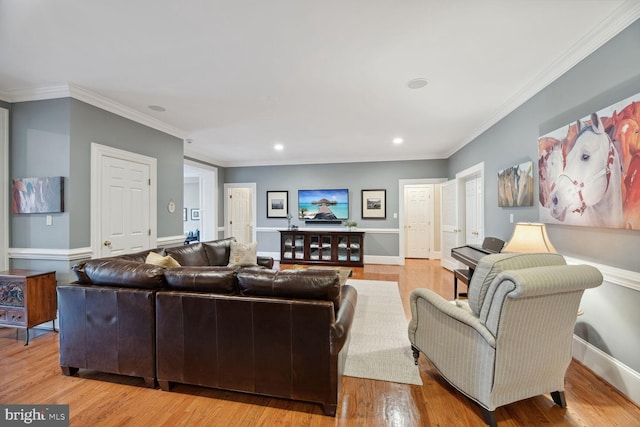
[503,222,557,253]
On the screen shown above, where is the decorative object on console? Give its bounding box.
[538,91,640,230]
[12,176,64,214]
[267,190,289,218]
[503,222,556,253]
[361,189,386,219]
[498,161,533,207]
[343,220,358,230]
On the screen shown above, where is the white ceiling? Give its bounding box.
[1,1,638,167]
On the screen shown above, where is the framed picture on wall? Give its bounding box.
[361,189,386,219]
[183,208,188,221]
[12,176,64,214]
[191,208,200,220]
[267,191,288,218]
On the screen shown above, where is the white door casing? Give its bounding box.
[0,108,8,270]
[224,183,256,243]
[91,143,157,258]
[404,184,432,258]
[440,179,460,271]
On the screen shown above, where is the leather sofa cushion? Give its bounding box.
[165,242,209,266]
[164,267,238,293]
[117,248,166,263]
[238,269,341,308]
[202,238,236,266]
[82,259,167,289]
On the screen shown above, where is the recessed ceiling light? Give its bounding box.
[406,78,428,89]
[393,137,404,145]
[274,143,284,151]
[148,105,166,112]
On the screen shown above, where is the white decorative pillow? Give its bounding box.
[145,251,181,268]
[228,241,258,267]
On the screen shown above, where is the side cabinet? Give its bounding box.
[280,230,364,267]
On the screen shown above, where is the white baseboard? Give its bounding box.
[573,334,640,405]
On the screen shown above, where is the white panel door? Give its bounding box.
[465,178,480,245]
[405,184,432,258]
[441,179,461,271]
[0,108,7,270]
[100,155,151,257]
[228,187,253,244]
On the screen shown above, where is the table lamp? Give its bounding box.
[502,222,557,253]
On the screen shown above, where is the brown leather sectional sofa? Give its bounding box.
[57,238,357,416]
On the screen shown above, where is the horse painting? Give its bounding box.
[548,113,623,228]
[498,161,533,207]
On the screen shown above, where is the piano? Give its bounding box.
[451,244,500,277]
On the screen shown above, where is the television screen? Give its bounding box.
[298,189,349,221]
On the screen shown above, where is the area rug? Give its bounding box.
[343,279,423,386]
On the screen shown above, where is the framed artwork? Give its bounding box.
[12,176,64,214]
[538,91,640,229]
[191,208,200,220]
[361,189,386,219]
[267,191,288,218]
[183,208,188,221]
[497,161,533,207]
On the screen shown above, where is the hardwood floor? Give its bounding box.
[1,259,638,426]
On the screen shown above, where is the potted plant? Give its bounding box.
[343,220,358,231]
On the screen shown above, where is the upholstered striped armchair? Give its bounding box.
[408,253,603,427]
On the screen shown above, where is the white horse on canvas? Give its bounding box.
[549,113,623,228]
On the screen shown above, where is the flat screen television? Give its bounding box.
[298,189,349,222]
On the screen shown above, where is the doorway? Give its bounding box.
[184,160,217,242]
[91,143,157,257]
[398,179,444,263]
[224,183,256,244]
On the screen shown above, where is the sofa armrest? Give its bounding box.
[409,288,495,348]
[257,256,274,269]
[331,284,357,355]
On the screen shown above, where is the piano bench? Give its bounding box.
[454,268,471,299]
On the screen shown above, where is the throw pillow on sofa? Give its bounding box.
[228,241,258,267]
[145,251,181,268]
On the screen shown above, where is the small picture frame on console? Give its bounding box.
[267,191,289,218]
[361,189,386,219]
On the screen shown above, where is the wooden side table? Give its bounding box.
[0,269,57,345]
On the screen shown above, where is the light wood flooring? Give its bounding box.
[1,259,639,426]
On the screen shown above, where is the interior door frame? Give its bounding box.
[456,161,485,247]
[184,160,217,242]
[223,182,257,242]
[0,108,8,270]
[91,143,157,258]
[398,178,446,265]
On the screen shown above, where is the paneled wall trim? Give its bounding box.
[564,256,640,292]
[7,248,637,292]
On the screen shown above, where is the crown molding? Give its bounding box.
[0,90,11,103]
[5,83,188,140]
[446,0,640,157]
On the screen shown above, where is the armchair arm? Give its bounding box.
[331,285,357,354]
[257,256,274,269]
[409,288,495,348]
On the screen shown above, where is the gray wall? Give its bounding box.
[448,20,640,373]
[9,98,184,279]
[225,159,447,256]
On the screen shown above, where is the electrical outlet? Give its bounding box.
[46,215,52,226]
[509,213,514,223]
[393,213,398,219]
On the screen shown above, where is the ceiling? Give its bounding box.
[1,1,639,167]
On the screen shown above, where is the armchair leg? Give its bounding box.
[480,408,497,427]
[411,345,420,365]
[551,391,567,408]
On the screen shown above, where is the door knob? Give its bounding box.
[103,240,111,246]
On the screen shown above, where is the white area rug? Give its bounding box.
[343,279,423,386]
